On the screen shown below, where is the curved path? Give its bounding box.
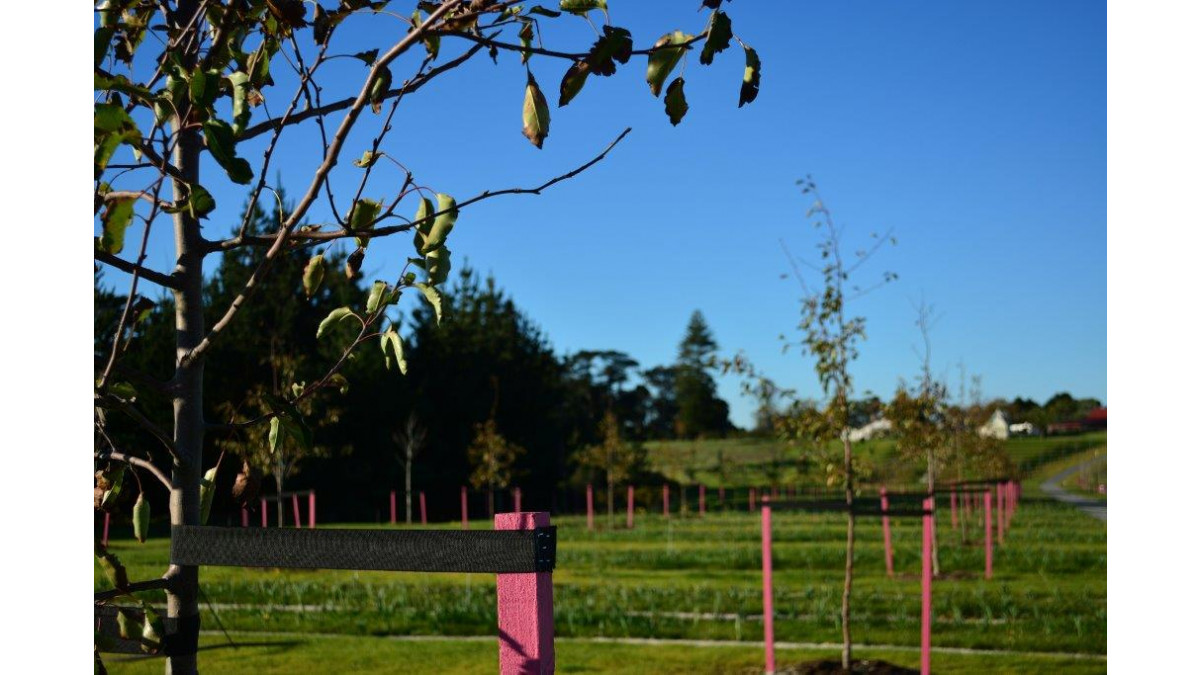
[1040,453,1107,521]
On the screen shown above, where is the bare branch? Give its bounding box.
[94,250,179,290]
[106,451,172,491]
[93,577,172,603]
[101,190,172,210]
[99,394,177,459]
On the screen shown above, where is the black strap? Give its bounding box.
[763,499,931,517]
[170,525,557,573]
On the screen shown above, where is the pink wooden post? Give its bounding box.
[309,491,316,529]
[749,487,757,512]
[626,485,634,529]
[950,489,958,528]
[390,490,397,525]
[996,484,1005,546]
[514,487,522,513]
[699,484,706,517]
[761,498,775,675]
[461,486,469,530]
[261,497,268,528]
[662,484,670,519]
[881,487,894,578]
[984,491,993,580]
[586,483,594,531]
[495,512,554,674]
[292,493,301,527]
[921,497,933,675]
[419,491,427,525]
[241,507,249,528]
[102,512,110,547]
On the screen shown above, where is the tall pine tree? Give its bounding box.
[673,311,732,438]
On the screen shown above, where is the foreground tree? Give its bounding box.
[93,1,763,671]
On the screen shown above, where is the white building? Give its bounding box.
[978,409,1010,440]
[848,417,893,442]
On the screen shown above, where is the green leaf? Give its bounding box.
[247,39,278,89]
[420,194,457,254]
[348,198,382,231]
[96,27,115,66]
[415,282,444,325]
[739,45,761,107]
[317,307,356,338]
[109,381,137,400]
[411,10,440,60]
[425,246,451,285]
[700,11,732,66]
[199,466,217,525]
[522,71,551,149]
[117,608,137,640]
[302,254,325,299]
[94,72,154,102]
[132,493,149,543]
[585,25,632,76]
[164,184,216,220]
[381,329,407,374]
[366,280,387,314]
[100,465,126,511]
[353,150,382,168]
[411,196,436,254]
[559,0,606,15]
[140,606,163,654]
[98,198,136,255]
[96,549,129,590]
[202,119,253,184]
[369,65,392,113]
[352,49,380,65]
[188,67,220,112]
[94,103,142,174]
[664,77,688,126]
[345,247,365,279]
[269,416,281,453]
[227,72,251,136]
[558,60,589,107]
[518,19,535,65]
[646,31,692,97]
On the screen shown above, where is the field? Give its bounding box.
[98,433,1106,673]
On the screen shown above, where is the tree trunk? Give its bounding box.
[166,89,204,675]
[607,477,615,529]
[275,472,286,529]
[841,433,855,670]
[405,451,413,525]
[487,487,495,518]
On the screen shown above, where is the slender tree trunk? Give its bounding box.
[607,477,615,529]
[841,432,855,670]
[926,447,940,576]
[487,487,494,518]
[405,451,413,525]
[275,473,285,528]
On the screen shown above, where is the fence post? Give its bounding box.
[309,491,316,529]
[921,496,933,675]
[950,489,957,528]
[761,497,775,675]
[514,487,522,514]
[292,494,301,528]
[461,486,469,530]
[102,512,110,547]
[261,497,268,528]
[586,484,594,531]
[881,487,894,578]
[662,484,670,519]
[996,483,1005,546]
[390,490,397,525]
[419,491,427,525]
[495,511,555,675]
[699,484,706,517]
[984,491,993,580]
[626,485,634,529]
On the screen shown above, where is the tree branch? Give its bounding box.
[94,577,172,603]
[94,250,179,290]
[106,451,173,491]
[99,394,178,459]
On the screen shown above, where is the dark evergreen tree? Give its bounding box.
[673,310,733,438]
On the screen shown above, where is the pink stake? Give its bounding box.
[921,497,933,675]
[626,485,634,529]
[292,494,301,528]
[984,491,993,580]
[309,491,316,529]
[881,487,894,578]
[495,512,554,675]
[662,484,670,519]
[390,490,397,525]
[461,486,469,530]
[514,487,522,514]
[997,484,1005,546]
[750,487,757,512]
[419,491,427,525]
[102,512,110,547]
[699,484,706,517]
[950,489,958,528]
[761,498,775,675]
[586,484,594,531]
[261,497,268,528]
[242,507,249,528]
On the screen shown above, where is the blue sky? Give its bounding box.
[103,1,1106,428]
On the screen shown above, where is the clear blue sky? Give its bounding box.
[112,1,1106,428]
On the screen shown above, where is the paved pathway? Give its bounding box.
[1040,453,1107,521]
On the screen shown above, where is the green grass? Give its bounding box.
[105,633,1107,674]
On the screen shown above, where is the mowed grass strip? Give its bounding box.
[103,633,1107,675]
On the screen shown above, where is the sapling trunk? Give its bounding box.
[841,432,855,670]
